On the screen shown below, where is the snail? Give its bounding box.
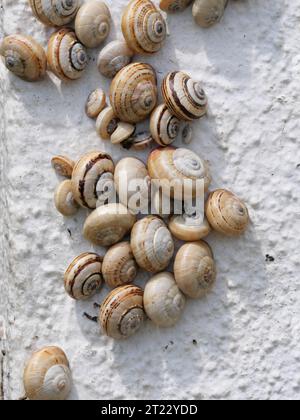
[150,104,181,146]
[205,189,249,236]
[121,0,167,54]
[122,131,154,151]
[131,216,174,273]
[75,0,111,48]
[110,63,158,123]
[83,203,136,247]
[23,346,72,400]
[51,155,75,178]
[147,147,211,199]
[159,0,192,13]
[114,157,150,213]
[71,151,115,209]
[64,253,103,300]
[174,241,216,299]
[169,213,211,241]
[47,28,88,81]
[162,71,208,121]
[192,0,228,28]
[111,122,136,145]
[85,89,107,119]
[97,40,134,79]
[151,187,174,218]
[28,0,79,27]
[102,242,138,288]
[143,272,186,327]
[54,180,79,216]
[0,35,47,82]
[182,123,193,144]
[99,285,145,339]
[95,106,119,140]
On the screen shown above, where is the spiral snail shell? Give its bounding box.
[144,272,186,327]
[23,346,72,400]
[150,104,181,146]
[169,213,211,241]
[205,189,249,236]
[121,0,167,54]
[162,71,208,121]
[51,155,75,178]
[95,107,119,140]
[174,241,216,299]
[122,131,154,151]
[0,35,47,82]
[97,40,134,79]
[110,63,158,123]
[29,0,79,27]
[85,88,107,119]
[159,0,192,13]
[192,0,228,28]
[54,180,79,216]
[131,216,174,273]
[47,28,88,80]
[99,285,145,339]
[75,1,111,48]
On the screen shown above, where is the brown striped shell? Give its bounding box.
[159,0,192,13]
[97,40,134,79]
[150,104,181,146]
[205,189,249,236]
[169,213,211,241]
[121,0,167,54]
[51,155,75,178]
[71,151,115,209]
[99,285,145,339]
[110,63,158,123]
[162,71,208,121]
[0,35,47,82]
[29,0,79,27]
[85,89,106,119]
[54,180,79,216]
[192,0,228,28]
[64,253,103,300]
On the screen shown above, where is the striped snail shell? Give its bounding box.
[51,155,75,178]
[131,216,174,273]
[122,131,154,151]
[64,253,103,300]
[0,35,47,82]
[99,285,145,339]
[47,28,88,81]
[159,0,192,13]
[110,63,158,123]
[162,71,208,121]
[192,0,228,28]
[54,180,79,217]
[174,241,216,299]
[97,40,134,79]
[205,189,249,236]
[95,107,119,140]
[75,1,111,48]
[85,88,106,119]
[121,0,167,54]
[71,151,115,210]
[150,104,181,146]
[169,213,211,241]
[102,242,138,288]
[29,0,79,27]
[23,347,72,401]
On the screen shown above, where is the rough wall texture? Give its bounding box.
[0,0,300,400]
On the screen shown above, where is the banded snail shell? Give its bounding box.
[54,180,79,216]
[169,213,211,241]
[47,28,88,81]
[97,40,134,79]
[110,63,158,123]
[144,272,186,327]
[131,216,174,273]
[122,131,154,151]
[102,242,138,288]
[85,88,106,119]
[51,155,75,178]
[150,104,181,146]
[162,71,208,121]
[95,107,119,140]
[23,347,72,401]
[29,0,79,27]
[192,0,228,28]
[159,0,192,13]
[174,241,216,299]
[71,151,115,209]
[205,189,249,236]
[75,1,111,48]
[0,35,47,82]
[99,285,145,339]
[121,0,167,54]
[64,253,103,300]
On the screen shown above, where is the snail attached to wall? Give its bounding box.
[169,212,211,241]
[150,104,181,146]
[192,0,228,28]
[85,89,107,119]
[54,180,79,217]
[29,0,80,27]
[122,131,154,151]
[97,40,134,79]
[159,0,192,13]
[95,106,119,140]
[51,155,75,178]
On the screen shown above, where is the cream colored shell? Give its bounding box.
[97,40,134,79]
[51,155,75,178]
[192,0,228,28]
[0,35,47,81]
[111,122,136,145]
[99,285,145,339]
[122,131,154,151]
[29,0,79,27]
[143,272,185,327]
[85,88,107,119]
[54,180,79,216]
[151,188,174,218]
[23,346,72,401]
[96,106,119,140]
[174,241,216,299]
[159,0,192,13]
[150,104,181,146]
[169,213,211,241]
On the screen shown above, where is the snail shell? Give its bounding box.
[0,35,47,82]
[47,28,88,80]
[75,1,111,48]
[97,40,134,79]
[71,151,115,209]
[102,242,138,288]
[205,189,249,236]
[151,188,174,218]
[131,216,174,273]
[144,272,185,327]
[150,104,181,146]
[99,285,145,339]
[64,253,103,300]
[83,203,136,247]
[192,0,228,28]
[96,107,119,140]
[159,0,192,13]
[23,346,72,401]
[162,71,208,121]
[111,122,136,145]
[51,155,75,178]
[121,0,167,54]
[85,89,106,119]
[110,63,158,123]
[122,131,154,151]
[54,180,79,216]
[29,0,79,27]
[174,241,216,298]
[169,213,211,241]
